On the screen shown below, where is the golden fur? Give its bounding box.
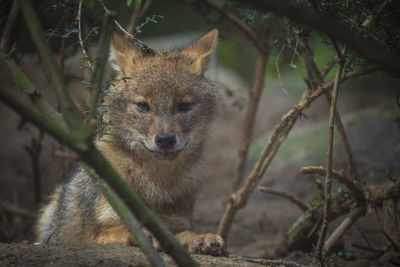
[36,29,225,255]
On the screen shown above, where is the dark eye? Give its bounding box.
[136,102,151,113]
[177,102,193,113]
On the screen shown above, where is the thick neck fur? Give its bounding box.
[96,135,203,212]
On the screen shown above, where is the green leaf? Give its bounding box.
[127,0,134,6]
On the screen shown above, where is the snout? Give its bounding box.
[141,132,188,160]
[155,133,176,149]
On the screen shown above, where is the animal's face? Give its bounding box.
[105,30,218,160]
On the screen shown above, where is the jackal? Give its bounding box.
[35,29,225,255]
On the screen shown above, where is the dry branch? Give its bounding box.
[323,205,366,253]
[316,54,345,260]
[300,166,364,200]
[217,65,379,242]
[202,0,266,53]
[301,43,359,181]
[234,52,269,189]
[258,186,309,212]
[200,0,273,190]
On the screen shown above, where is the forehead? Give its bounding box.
[118,59,205,102]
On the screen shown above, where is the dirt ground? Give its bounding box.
[0,48,399,266]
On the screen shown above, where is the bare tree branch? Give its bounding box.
[258,186,309,212]
[202,0,266,53]
[217,64,379,242]
[300,166,364,200]
[315,45,344,261]
[323,205,366,253]
[234,52,270,189]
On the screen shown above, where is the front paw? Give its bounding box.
[177,231,226,256]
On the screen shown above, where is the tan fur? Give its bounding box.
[36,29,225,255]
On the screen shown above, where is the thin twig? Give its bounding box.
[320,57,336,79]
[302,41,359,181]
[0,199,36,218]
[202,0,266,53]
[0,0,19,50]
[233,52,270,189]
[258,186,309,211]
[126,0,152,35]
[77,0,93,69]
[315,45,345,261]
[85,9,114,129]
[98,0,161,56]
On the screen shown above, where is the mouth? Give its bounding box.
[141,142,183,160]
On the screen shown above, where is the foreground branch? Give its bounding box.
[84,165,166,267]
[0,51,65,127]
[0,88,197,266]
[18,0,83,131]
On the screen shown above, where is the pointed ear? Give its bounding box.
[180,29,218,75]
[109,33,144,74]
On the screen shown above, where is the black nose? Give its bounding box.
[155,133,176,149]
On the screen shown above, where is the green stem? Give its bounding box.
[0,88,86,151]
[17,0,83,131]
[0,51,66,128]
[83,165,167,267]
